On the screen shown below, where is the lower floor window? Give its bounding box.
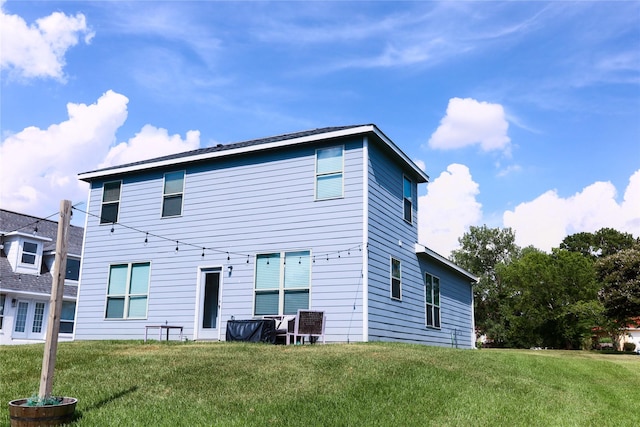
[106,262,151,319]
[254,251,310,316]
[425,273,441,328]
[60,301,76,333]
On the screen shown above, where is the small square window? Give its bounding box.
[21,241,38,265]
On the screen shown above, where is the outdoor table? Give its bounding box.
[144,325,184,342]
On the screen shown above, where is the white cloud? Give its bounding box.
[99,125,200,169]
[0,90,128,217]
[418,163,482,257]
[0,90,201,223]
[503,169,640,251]
[0,4,93,80]
[428,97,511,153]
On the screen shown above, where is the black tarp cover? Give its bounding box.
[225,319,276,343]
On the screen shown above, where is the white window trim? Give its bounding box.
[315,145,345,200]
[253,250,312,316]
[161,170,186,218]
[390,256,402,301]
[425,273,441,329]
[100,180,122,225]
[104,261,151,320]
[19,239,40,269]
[403,175,413,225]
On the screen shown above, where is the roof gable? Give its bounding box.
[78,124,429,183]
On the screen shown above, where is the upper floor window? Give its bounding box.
[162,171,185,218]
[20,241,38,265]
[105,262,151,319]
[65,258,80,281]
[403,176,413,223]
[391,257,401,300]
[425,273,441,328]
[254,251,311,316]
[100,181,121,224]
[316,146,343,200]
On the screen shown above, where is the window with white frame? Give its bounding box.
[403,176,413,223]
[105,262,151,319]
[254,251,310,316]
[60,301,76,333]
[0,294,5,329]
[391,257,401,300]
[100,181,121,224]
[20,241,38,265]
[31,302,45,333]
[162,171,185,218]
[316,146,344,200]
[425,273,441,328]
[65,258,80,281]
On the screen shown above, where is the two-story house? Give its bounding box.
[75,124,477,347]
[0,209,83,345]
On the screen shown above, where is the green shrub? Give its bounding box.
[623,342,636,352]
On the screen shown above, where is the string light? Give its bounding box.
[70,206,363,265]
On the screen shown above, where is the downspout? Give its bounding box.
[362,137,369,342]
[471,281,476,349]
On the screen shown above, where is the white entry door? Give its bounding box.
[197,269,221,340]
[13,300,47,340]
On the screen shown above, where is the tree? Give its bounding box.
[496,248,599,349]
[450,225,520,343]
[596,247,640,328]
[560,228,639,259]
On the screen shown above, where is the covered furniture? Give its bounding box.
[226,318,276,343]
[287,310,326,345]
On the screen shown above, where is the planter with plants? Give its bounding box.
[6,201,78,427]
[8,396,77,426]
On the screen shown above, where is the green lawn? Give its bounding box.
[1,341,639,426]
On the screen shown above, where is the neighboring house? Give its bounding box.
[621,317,640,352]
[75,124,477,347]
[0,209,83,345]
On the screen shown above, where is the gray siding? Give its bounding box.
[76,138,366,342]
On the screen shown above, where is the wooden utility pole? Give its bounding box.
[39,200,72,399]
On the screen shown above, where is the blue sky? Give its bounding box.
[1,1,639,256]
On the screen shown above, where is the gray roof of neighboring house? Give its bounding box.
[0,209,83,298]
[78,124,430,183]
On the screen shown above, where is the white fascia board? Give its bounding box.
[78,126,375,181]
[78,125,429,182]
[415,243,478,283]
[370,127,430,183]
[5,231,53,243]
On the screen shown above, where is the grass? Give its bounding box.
[1,341,639,426]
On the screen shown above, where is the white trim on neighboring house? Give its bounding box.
[73,188,92,342]
[362,136,369,342]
